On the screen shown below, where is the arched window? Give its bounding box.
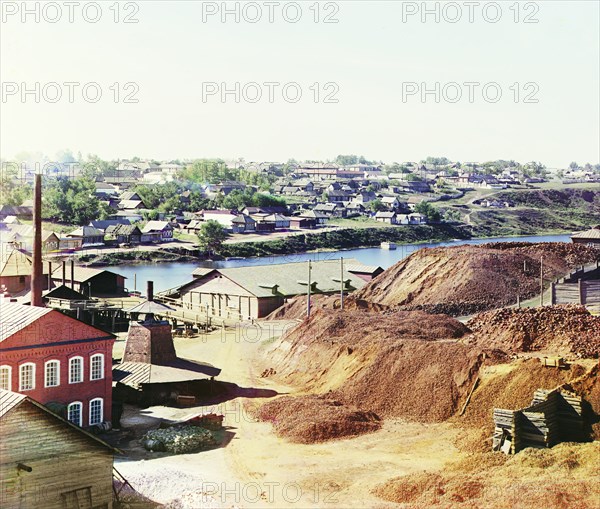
[19,363,35,391]
[44,360,60,387]
[0,366,11,391]
[67,402,82,426]
[89,398,103,425]
[90,354,104,381]
[69,357,83,384]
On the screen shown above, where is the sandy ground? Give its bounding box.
[113,321,463,509]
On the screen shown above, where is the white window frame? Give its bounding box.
[69,356,84,384]
[67,401,83,427]
[89,398,103,426]
[0,365,11,391]
[44,360,60,388]
[90,354,104,381]
[19,363,35,391]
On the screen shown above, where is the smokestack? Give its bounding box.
[30,174,44,307]
[62,260,66,286]
[71,259,75,290]
[47,262,52,291]
[147,281,154,302]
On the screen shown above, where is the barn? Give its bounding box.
[0,389,115,509]
[51,266,127,296]
[173,259,381,320]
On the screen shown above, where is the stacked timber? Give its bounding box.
[493,388,584,454]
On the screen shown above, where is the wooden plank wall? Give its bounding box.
[553,280,600,306]
[0,402,113,509]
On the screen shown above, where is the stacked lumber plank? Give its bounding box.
[493,388,584,454]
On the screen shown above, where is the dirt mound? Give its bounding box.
[266,294,337,320]
[349,242,599,316]
[467,305,600,358]
[457,359,588,432]
[267,309,491,422]
[373,442,600,509]
[256,395,381,443]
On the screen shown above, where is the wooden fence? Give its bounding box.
[493,389,583,454]
[552,280,600,306]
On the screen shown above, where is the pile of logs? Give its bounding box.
[493,388,584,454]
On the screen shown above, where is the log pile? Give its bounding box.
[493,388,584,454]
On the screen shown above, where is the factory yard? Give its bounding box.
[112,321,462,509]
[111,309,600,509]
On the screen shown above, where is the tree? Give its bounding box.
[42,176,103,225]
[369,199,386,212]
[196,220,228,254]
[414,201,442,222]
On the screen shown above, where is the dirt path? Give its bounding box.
[115,321,463,508]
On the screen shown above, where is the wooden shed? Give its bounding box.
[0,389,116,509]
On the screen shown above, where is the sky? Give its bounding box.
[1,0,599,168]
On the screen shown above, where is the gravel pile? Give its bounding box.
[348,242,599,316]
[141,425,217,454]
[256,395,381,443]
[467,305,600,358]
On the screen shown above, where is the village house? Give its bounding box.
[201,210,239,231]
[88,219,132,233]
[374,211,397,224]
[571,226,600,247]
[65,226,104,248]
[141,221,174,242]
[0,389,116,509]
[300,210,328,225]
[2,225,60,254]
[288,217,317,229]
[380,196,401,210]
[0,250,51,295]
[327,189,349,204]
[0,205,33,221]
[397,213,428,225]
[231,214,256,233]
[314,203,345,217]
[399,181,432,193]
[353,190,377,204]
[104,224,142,245]
[171,259,382,319]
[0,302,116,428]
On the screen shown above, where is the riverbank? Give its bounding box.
[218,224,472,258]
[84,223,583,267]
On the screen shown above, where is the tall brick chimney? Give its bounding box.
[30,173,44,307]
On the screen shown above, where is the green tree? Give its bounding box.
[42,176,103,225]
[369,199,386,212]
[414,201,442,222]
[196,220,228,254]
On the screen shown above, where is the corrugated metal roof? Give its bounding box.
[0,389,26,418]
[0,302,53,342]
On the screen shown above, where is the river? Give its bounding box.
[104,234,573,293]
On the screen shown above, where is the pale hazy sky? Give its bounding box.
[1,0,599,167]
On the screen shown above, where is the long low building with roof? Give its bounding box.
[170,259,383,319]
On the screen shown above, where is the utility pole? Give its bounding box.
[340,257,344,310]
[540,256,544,306]
[307,260,312,318]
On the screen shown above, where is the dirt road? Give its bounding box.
[115,321,462,508]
